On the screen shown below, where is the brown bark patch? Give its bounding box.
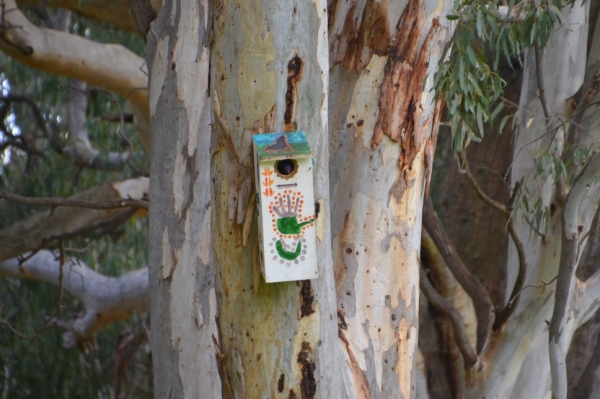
[353,0,390,73]
[264,104,276,132]
[330,1,358,68]
[300,280,315,318]
[284,55,304,131]
[288,389,298,399]
[297,341,316,399]
[330,0,390,73]
[278,373,286,392]
[370,4,441,172]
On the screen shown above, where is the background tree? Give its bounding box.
[1,0,600,399]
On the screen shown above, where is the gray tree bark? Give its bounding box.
[146,1,220,397]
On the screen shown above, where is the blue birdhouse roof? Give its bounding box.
[253,131,311,161]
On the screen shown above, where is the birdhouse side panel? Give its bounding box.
[257,158,318,282]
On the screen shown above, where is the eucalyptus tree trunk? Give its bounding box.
[147,1,220,397]
[210,0,342,397]
[327,0,454,397]
[464,2,600,398]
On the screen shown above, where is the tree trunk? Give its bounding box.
[147,1,220,397]
[465,2,600,398]
[210,0,341,397]
[327,0,454,397]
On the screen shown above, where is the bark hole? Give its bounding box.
[338,309,348,330]
[300,280,315,318]
[278,373,285,392]
[284,55,304,131]
[297,341,316,399]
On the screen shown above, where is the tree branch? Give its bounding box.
[0,188,148,210]
[494,215,529,328]
[549,152,600,399]
[128,0,157,39]
[423,196,494,354]
[0,0,150,149]
[458,152,530,329]
[420,267,479,369]
[17,0,140,34]
[0,250,149,348]
[65,81,134,170]
[0,177,149,262]
[534,39,552,128]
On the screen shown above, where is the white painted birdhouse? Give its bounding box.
[253,131,318,283]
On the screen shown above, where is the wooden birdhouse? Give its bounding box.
[253,131,318,283]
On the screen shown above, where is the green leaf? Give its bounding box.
[499,115,511,133]
[446,14,459,20]
[476,10,484,38]
[458,57,467,93]
[476,105,484,137]
[450,97,458,114]
[549,4,569,27]
[466,46,478,67]
[491,102,504,120]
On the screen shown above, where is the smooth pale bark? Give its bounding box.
[210,1,341,397]
[146,1,220,398]
[328,0,454,397]
[0,250,148,348]
[0,0,151,150]
[0,177,149,262]
[464,2,600,398]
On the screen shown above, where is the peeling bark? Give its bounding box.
[328,0,454,397]
[210,0,341,397]
[147,0,220,397]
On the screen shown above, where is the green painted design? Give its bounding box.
[276,216,315,235]
[276,240,302,260]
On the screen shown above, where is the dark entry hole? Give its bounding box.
[276,159,297,178]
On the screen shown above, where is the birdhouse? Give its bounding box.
[253,131,318,283]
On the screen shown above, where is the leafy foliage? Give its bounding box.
[434,0,570,153]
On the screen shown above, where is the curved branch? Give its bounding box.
[423,197,495,354]
[420,267,479,369]
[0,250,149,348]
[459,152,509,215]
[0,177,149,261]
[64,82,136,170]
[0,0,150,148]
[0,186,148,210]
[16,0,140,34]
[458,152,530,329]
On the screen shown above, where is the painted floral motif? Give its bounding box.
[261,167,274,197]
[268,191,315,264]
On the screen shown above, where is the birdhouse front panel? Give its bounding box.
[253,132,318,283]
